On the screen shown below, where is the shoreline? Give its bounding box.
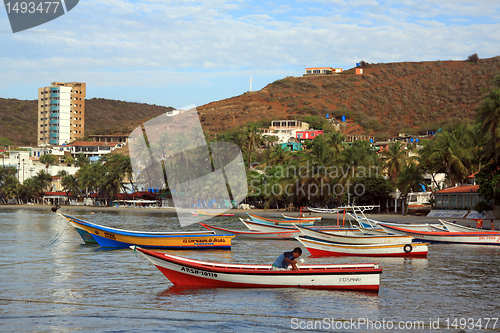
[1,203,495,226]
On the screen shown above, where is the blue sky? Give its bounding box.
[1,0,500,109]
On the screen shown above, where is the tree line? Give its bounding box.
[1,75,499,210]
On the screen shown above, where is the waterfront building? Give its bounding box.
[38,82,86,146]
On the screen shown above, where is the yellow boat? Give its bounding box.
[62,214,234,249]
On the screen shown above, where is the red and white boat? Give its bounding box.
[240,218,367,236]
[133,246,382,291]
[199,223,301,239]
[377,222,435,235]
[439,219,500,233]
[379,223,500,245]
[297,237,429,257]
[295,225,414,245]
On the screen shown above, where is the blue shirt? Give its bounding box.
[273,251,295,269]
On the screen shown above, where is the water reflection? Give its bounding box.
[2,208,500,332]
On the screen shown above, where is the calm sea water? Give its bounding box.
[1,208,499,332]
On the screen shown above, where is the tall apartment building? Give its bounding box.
[37,82,86,146]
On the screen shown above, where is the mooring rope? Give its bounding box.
[43,213,71,247]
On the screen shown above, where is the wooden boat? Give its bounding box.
[197,210,234,217]
[429,225,448,232]
[378,223,500,245]
[133,246,383,291]
[71,222,98,244]
[240,218,364,235]
[281,214,322,221]
[62,214,234,249]
[247,213,315,226]
[377,222,435,234]
[199,223,301,239]
[357,226,390,236]
[439,219,500,233]
[295,225,414,245]
[296,237,429,257]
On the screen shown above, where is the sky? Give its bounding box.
[1,0,500,109]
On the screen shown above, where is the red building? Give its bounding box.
[296,130,324,141]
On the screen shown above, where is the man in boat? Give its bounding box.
[271,247,302,271]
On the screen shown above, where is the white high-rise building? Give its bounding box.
[37,82,86,146]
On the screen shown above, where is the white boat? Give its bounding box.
[133,246,383,291]
[307,205,379,215]
[200,223,301,239]
[306,207,342,214]
[429,225,449,232]
[357,226,390,236]
[379,223,500,245]
[295,225,414,245]
[377,222,434,235]
[247,213,315,226]
[439,219,500,233]
[240,218,365,236]
[296,237,428,257]
[281,214,322,221]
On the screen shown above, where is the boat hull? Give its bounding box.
[72,224,98,244]
[247,213,315,226]
[439,219,500,233]
[281,214,322,221]
[297,237,428,257]
[64,214,234,249]
[379,223,500,245]
[197,210,234,217]
[136,247,382,291]
[200,223,301,239]
[240,219,364,235]
[296,225,414,245]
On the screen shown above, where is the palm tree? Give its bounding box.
[1,175,21,202]
[61,174,80,198]
[239,123,262,170]
[39,154,57,169]
[336,141,375,204]
[35,170,53,194]
[396,161,425,197]
[380,141,407,185]
[428,131,471,186]
[74,153,90,167]
[267,144,288,165]
[476,75,500,163]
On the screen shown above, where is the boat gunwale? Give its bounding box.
[296,225,414,240]
[136,247,382,275]
[248,213,316,224]
[297,236,428,249]
[379,223,500,237]
[200,223,300,235]
[65,214,231,238]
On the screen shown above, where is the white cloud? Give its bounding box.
[0,0,499,107]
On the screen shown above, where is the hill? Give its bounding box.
[2,56,500,147]
[0,98,173,146]
[197,56,500,138]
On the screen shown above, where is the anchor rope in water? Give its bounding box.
[43,213,71,247]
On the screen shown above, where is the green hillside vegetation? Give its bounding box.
[0,98,173,147]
